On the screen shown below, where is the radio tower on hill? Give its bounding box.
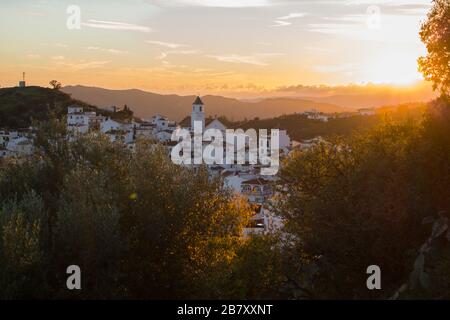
[19,72,26,88]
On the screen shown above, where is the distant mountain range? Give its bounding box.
[274,81,437,109]
[301,93,434,110]
[62,86,351,121]
[62,85,436,121]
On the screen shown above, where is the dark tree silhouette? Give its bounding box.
[49,80,62,90]
[418,0,450,97]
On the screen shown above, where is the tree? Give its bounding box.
[0,121,283,299]
[418,0,450,97]
[276,104,450,299]
[49,80,62,90]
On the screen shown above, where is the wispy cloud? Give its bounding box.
[169,49,199,54]
[42,43,68,49]
[86,46,129,55]
[155,49,198,61]
[271,20,292,27]
[146,40,187,49]
[344,0,429,5]
[207,53,282,66]
[146,0,272,7]
[271,12,305,27]
[82,20,152,33]
[51,56,111,71]
[383,3,431,16]
[278,12,306,20]
[207,54,268,66]
[155,52,168,60]
[308,14,366,34]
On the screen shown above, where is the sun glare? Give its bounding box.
[362,51,424,85]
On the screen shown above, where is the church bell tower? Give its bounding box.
[191,96,205,131]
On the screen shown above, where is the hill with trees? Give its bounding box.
[0,86,107,129]
[197,102,425,141]
[232,113,380,141]
[276,97,450,299]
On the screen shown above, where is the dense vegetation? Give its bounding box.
[0,97,448,299]
[418,0,450,96]
[0,86,105,128]
[0,0,448,300]
[233,103,425,141]
[0,119,285,299]
[276,97,450,299]
[181,104,425,142]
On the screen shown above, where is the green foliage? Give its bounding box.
[228,235,286,299]
[0,191,48,299]
[0,122,282,299]
[111,104,134,122]
[228,104,424,142]
[276,99,450,299]
[418,0,450,97]
[0,86,108,128]
[0,90,447,299]
[234,113,379,141]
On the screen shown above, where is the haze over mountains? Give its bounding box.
[62,82,436,121]
[275,81,437,109]
[62,86,348,121]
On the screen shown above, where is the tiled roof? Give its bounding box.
[221,171,236,177]
[110,118,132,124]
[241,178,271,185]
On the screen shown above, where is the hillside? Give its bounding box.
[0,86,107,128]
[304,92,435,110]
[62,85,350,121]
[1,86,425,141]
[233,114,380,141]
[230,102,426,141]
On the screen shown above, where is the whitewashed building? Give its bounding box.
[358,108,376,116]
[100,118,136,144]
[5,136,33,157]
[191,96,205,131]
[304,109,329,122]
[240,177,274,205]
[156,130,173,142]
[67,105,107,134]
[205,119,227,132]
[67,105,89,134]
[135,122,156,139]
[151,115,176,131]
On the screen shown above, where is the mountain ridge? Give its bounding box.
[62,85,351,121]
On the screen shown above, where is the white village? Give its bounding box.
[0,80,378,237]
[0,88,295,236]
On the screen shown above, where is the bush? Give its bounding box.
[0,122,280,299]
[276,99,450,299]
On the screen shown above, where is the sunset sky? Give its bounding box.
[0,0,434,97]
